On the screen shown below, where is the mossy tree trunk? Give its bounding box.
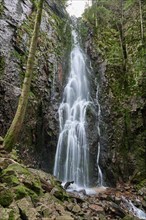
[138,0,144,42]
[3,0,44,151]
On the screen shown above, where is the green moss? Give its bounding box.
[2,163,29,176]
[13,184,40,202]
[0,55,5,78]
[1,163,42,195]
[13,185,28,200]
[8,210,15,220]
[0,189,13,207]
[136,179,146,190]
[123,215,137,220]
[0,0,4,16]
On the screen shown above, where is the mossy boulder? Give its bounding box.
[0,189,13,207]
[0,206,16,220]
[50,187,69,202]
[29,168,70,202]
[1,163,43,196]
[16,197,40,220]
[123,215,139,220]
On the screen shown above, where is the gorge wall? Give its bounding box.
[81,0,146,186]
[0,0,71,172]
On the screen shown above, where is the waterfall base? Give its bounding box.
[62,181,107,195]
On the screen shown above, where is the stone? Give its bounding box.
[123,215,139,220]
[72,204,81,213]
[0,189,13,207]
[99,214,107,220]
[89,204,104,213]
[0,207,13,220]
[138,187,146,196]
[142,199,146,208]
[16,197,40,219]
[50,187,69,201]
[55,203,65,213]
[56,215,74,220]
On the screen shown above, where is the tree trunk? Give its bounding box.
[3,0,44,151]
[138,0,144,42]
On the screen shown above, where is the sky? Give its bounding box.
[66,0,92,17]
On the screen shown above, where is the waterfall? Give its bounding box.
[96,84,103,186]
[122,197,146,219]
[53,29,103,188]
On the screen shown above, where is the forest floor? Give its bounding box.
[0,147,146,220]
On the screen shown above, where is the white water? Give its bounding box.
[122,197,146,219]
[54,29,103,188]
[96,84,103,186]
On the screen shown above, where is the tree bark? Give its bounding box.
[3,0,44,151]
[138,0,144,42]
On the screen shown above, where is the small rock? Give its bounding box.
[89,204,104,213]
[123,214,139,220]
[72,204,81,213]
[138,187,146,196]
[142,199,146,208]
[55,203,65,213]
[125,186,131,190]
[99,214,106,220]
[17,197,40,219]
[56,215,74,220]
[66,203,74,211]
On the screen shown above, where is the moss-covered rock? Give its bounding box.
[123,215,139,220]
[0,189,13,207]
[0,0,4,16]
[16,196,40,220]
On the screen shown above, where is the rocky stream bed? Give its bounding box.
[0,147,146,220]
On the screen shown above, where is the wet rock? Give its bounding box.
[64,180,74,189]
[109,201,126,218]
[50,187,69,201]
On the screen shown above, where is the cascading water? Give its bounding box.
[122,197,146,219]
[53,29,103,189]
[96,84,103,186]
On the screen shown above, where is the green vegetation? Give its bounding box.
[0,55,5,78]
[0,0,4,16]
[82,0,146,182]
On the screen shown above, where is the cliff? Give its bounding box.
[0,0,71,172]
[81,0,146,185]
